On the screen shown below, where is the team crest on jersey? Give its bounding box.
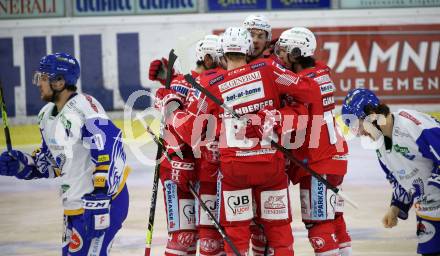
[310,237,325,250]
[68,228,83,253]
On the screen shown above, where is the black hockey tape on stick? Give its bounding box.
[184,74,359,209]
[165,49,178,89]
[143,123,242,256]
[0,83,12,152]
[188,182,242,256]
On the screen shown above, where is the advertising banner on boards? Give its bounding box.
[0,0,65,19]
[206,0,267,11]
[271,24,440,104]
[340,0,440,9]
[73,0,198,16]
[271,0,330,10]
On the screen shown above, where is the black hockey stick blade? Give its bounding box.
[183,73,359,209]
[0,83,12,152]
[165,49,178,89]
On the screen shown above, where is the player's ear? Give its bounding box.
[53,76,66,90]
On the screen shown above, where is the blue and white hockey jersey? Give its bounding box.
[376,109,440,221]
[28,93,129,215]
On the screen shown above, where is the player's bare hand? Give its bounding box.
[382,206,399,228]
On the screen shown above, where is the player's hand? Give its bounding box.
[246,106,282,140]
[382,206,399,228]
[82,193,111,240]
[168,160,196,193]
[149,58,176,86]
[154,88,184,119]
[0,150,32,178]
[149,58,167,85]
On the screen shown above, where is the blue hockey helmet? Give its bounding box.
[341,88,380,126]
[36,53,80,87]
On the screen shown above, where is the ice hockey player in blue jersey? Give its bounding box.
[342,88,440,255]
[0,53,130,255]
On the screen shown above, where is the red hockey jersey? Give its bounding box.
[293,61,348,177]
[172,58,320,164]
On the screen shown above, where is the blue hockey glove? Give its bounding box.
[82,193,111,240]
[0,150,35,179]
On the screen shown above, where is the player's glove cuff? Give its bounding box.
[82,194,111,238]
[390,201,410,220]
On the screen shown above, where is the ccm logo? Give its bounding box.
[84,200,109,209]
[171,161,195,170]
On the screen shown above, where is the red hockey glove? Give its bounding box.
[246,106,283,141]
[154,87,184,113]
[148,58,176,85]
[168,159,196,193]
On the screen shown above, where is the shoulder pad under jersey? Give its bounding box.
[64,93,108,121]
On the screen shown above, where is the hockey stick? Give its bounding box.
[143,122,242,256]
[165,49,177,89]
[144,49,178,256]
[0,82,12,152]
[184,74,359,209]
[188,182,242,256]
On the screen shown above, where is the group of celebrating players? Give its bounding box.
[148,14,351,256]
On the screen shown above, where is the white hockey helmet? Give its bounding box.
[278,27,317,57]
[243,14,272,41]
[196,34,220,62]
[221,27,253,55]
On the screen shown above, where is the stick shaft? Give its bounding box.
[144,49,177,255]
[0,84,12,152]
[188,183,242,256]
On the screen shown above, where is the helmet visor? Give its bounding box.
[32,71,50,86]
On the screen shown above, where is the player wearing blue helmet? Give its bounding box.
[0,53,130,255]
[342,88,440,256]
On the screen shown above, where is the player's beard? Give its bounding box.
[251,47,265,59]
[41,88,55,102]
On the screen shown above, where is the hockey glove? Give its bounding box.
[169,159,196,193]
[148,58,176,85]
[246,106,283,141]
[82,193,111,240]
[0,150,36,179]
[154,88,184,113]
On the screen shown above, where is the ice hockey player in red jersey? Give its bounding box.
[243,14,282,67]
[243,14,290,255]
[193,35,228,256]
[276,27,352,256]
[151,35,223,256]
[169,26,321,256]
